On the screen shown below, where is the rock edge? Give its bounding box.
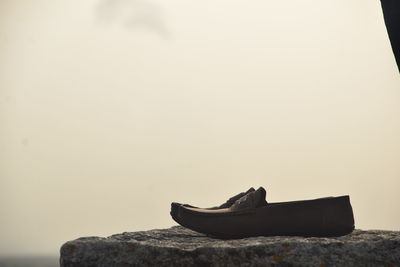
[60,226,400,267]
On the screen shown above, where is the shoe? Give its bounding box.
[170,187,355,238]
[170,187,255,223]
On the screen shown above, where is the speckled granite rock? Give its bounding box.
[60,226,400,267]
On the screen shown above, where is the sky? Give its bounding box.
[1,0,400,256]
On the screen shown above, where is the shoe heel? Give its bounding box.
[321,196,355,236]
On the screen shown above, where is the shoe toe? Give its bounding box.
[170,202,182,223]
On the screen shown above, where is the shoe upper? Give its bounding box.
[230,187,268,211]
[217,187,256,209]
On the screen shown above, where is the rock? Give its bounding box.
[60,226,400,267]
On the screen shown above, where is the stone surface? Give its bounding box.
[60,226,400,267]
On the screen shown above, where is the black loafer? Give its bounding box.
[170,187,355,238]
